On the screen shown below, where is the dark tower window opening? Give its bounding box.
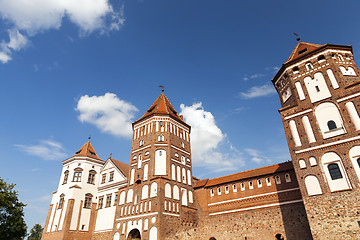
[328,163,343,180]
[298,48,308,55]
[327,120,337,130]
[315,85,320,92]
[357,158,360,168]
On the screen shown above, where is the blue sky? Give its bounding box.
[1,0,360,231]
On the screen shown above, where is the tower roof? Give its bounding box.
[72,141,102,160]
[134,92,186,125]
[285,42,324,64]
[110,158,130,178]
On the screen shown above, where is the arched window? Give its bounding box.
[327,120,337,130]
[338,54,344,61]
[150,182,157,197]
[58,194,65,209]
[285,173,291,182]
[181,142,184,148]
[127,189,133,203]
[139,139,144,146]
[84,193,93,208]
[138,154,142,169]
[173,185,180,200]
[165,183,171,198]
[328,163,343,180]
[87,170,96,184]
[119,191,126,205]
[275,175,281,184]
[357,158,360,168]
[142,185,149,200]
[210,189,214,197]
[158,135,164,142]
[257,179,262,187]
[63,170,69,184]
[305,175,322,196]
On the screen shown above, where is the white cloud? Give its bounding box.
[180,102,244,172]
[15,139,67,160]
[239,84,276,99]
[0,0,124,63]
[245,148,272,164]
[76,93,138,138]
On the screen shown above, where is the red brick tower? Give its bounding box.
[272,42,360,239]
[114,92,197,240]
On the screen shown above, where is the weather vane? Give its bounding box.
[293,33,300,42]
[110,153,112,158]
[159,85,165,92]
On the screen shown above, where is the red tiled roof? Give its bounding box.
[134,92,185,124]
[111,158,130,178]
[194,178,208,188]
[197,162,294,188]
[72,141,102,161]
[285,42,324,64]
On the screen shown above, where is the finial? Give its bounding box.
[110,153,112,158]
[159,85,165,92]
[293,33,300,42]
[88,135,91,140]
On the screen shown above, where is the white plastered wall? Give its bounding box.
[314,102,346,139]
[304,72,331,103]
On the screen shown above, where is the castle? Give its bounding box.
[41,42,360,240]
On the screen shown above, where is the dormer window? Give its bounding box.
[306,63,313,70]
[298,48,308,55]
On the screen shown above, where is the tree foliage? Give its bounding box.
[0,177,27,240]
[28,224,43,240]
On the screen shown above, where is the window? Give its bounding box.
[181,156,186,165]
[63,170,69,184]
[298,48,308,55]
[293,66,299,73]
[318,55,325,62]
[357,158,360,168]
[98,197,104,209]
[73,169,82,182]
[327,120,337,130]
[181,142,185,148]
[217,187,221,195]
[285,173,291,182]
[275,175,281,184]
[175,152,179,157]
[315,85,320,92]
[139,139,144,146]
[306,63,313,70]
[160,121,163,126]
[158,135,164,142]
[58,194,65,209]
[84,193,93,208]
[87,170,96,184]
[266,177,271,186]
[114,193,118,206]
[338,54,344,61]
[106,194,112,207]
[210,189,214,196]
[257,179,262,188]
[249,181,253,189]
[233,184,237,192]
[241,182,245,191]
[109,171,114,182]
[101,174,106,184]
[328,163,343,180]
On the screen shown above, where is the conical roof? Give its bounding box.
[285,42,324,64]
[72,141,102,160]
[134,92,184,124]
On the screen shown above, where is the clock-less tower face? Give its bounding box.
[272,42,360,239]
[114,92,197,240]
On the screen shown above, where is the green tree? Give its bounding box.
[27,224,43,240]
[0,177,27,240]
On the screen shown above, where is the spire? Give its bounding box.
[285,42,324,64]
[72,141,102,160]
[134,92,184,124]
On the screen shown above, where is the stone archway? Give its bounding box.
[127,229,141,240]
